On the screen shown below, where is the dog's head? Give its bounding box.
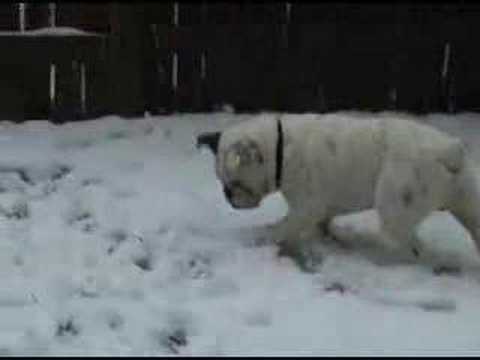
[197,117,278,209]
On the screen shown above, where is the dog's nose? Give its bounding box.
[223,186,233,201]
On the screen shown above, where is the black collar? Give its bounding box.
[275,117,284,189]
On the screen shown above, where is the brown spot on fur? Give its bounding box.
[326,137,337,156]
[263,178,270,194]
[228,140,264,167]
[445,164,460,175]
[412,247,420,258]
[421,184,428,196]
[402,187,414,207]
[244,140,264,165]
[317,220,331,237]
[414,166,422,182]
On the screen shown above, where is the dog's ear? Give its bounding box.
[196,131,221,154]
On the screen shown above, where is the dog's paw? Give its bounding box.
[323,232,353,251]
[277,240,323,273]
[254,224,279,245]
[276,241,297,258]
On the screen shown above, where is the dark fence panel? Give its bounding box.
[392,5,442,113]
[202,3,285,112]
[138,3,173,114]
[56,3,110,33]
[174,3,205,111]
[290,4,398,113]
[448,5,480,112]
[0,35,107,122]
[0,3,480,121]
[28,3,49,29]
[0,4,17,31]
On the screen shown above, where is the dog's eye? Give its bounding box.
[234,154,241,167]
[226,152,242,171]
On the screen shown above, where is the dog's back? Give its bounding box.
[279,115,387,213]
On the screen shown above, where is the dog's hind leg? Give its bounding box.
[374,158,436,260]
[316,218,353,249]
[447,162,480,253]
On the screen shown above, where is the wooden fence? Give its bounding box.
[0,2,480,122]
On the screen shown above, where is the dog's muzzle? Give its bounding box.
[223,186,233,202]
[223,183,259,209]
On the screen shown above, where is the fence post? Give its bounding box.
[105,3,145,117]
[51,42,81,123]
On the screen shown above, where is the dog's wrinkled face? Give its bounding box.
[197,129,270,209]
[218,138,268,209]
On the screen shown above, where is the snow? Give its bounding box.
[1,111,480,355]
[0,27,102,37]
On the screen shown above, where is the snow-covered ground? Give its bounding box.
[1,111,480,355]
[0,27,103,37]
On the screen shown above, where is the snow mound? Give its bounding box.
[0,112,479,355]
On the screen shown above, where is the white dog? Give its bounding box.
[197,113,480,263]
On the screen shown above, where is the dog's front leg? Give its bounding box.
[244,212,307,249]
[249,214,299,246]
[273,208,328,271]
